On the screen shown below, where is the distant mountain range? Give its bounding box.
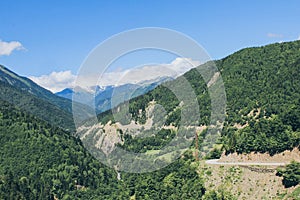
[56,76,173,113]
[0,41,300,199]
[0,63,174,132]
[0,65,93,131]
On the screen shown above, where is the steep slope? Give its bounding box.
[0,65,73,113]
[94,76,173,113]
[55,88,74,100]
[56,76,173,113]
[0,99,209,199]
[0,81,75,131]
[0,65,93,131]
[219,41,300,154]
[0,99,120,199]
[72,41,300,199]
[80,40,300,160]
[2,41,299,199]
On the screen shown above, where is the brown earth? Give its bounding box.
[202,148,300,199]
[219,148,300,164]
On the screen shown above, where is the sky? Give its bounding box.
[0,0,300,92]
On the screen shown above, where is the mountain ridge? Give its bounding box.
[79,40,300,160]
[0,64,94,131]
[56,76,174,113]
[0,41,300,199]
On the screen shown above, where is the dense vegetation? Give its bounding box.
[119,129,176,153]
[97,41,300,156]
[69,41,300,199]
[0,65,78,115]
[0,99,217,199]
[276,161,300,188]
[0,65,94,131]
[0,81,75,131]
[121,159,205,200]
[220,41,300,154]
[0,100,120,199]
[1,40,300,199]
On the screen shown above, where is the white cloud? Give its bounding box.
[0,39,24,56]
[77,57,201,87]
[103,58,199,85]
[30,58,201,93]
[29,71,76,93]
[267,33,283,38]
[298,35,300,40]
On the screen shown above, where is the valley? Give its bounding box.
[0,41,299,199]
[2,1,300,199]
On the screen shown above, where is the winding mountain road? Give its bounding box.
[205,159,286,166]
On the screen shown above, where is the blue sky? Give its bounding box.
[0,0,299,91]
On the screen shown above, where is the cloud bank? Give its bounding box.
[30,58,201,93]
[0,40,24,56]
[29,71,76,93]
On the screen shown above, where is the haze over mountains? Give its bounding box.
[55,76,173,113]
[29,57,200,93]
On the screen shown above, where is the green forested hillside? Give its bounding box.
[219,41,300,154]
[0,65,75,114]
[96,41,300,156]
[0,100,120,199]
[66,41,300,199]
[1,41,300,199]
[0,65,93,131]
[0,100,212,199]
[0,81,75,131]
